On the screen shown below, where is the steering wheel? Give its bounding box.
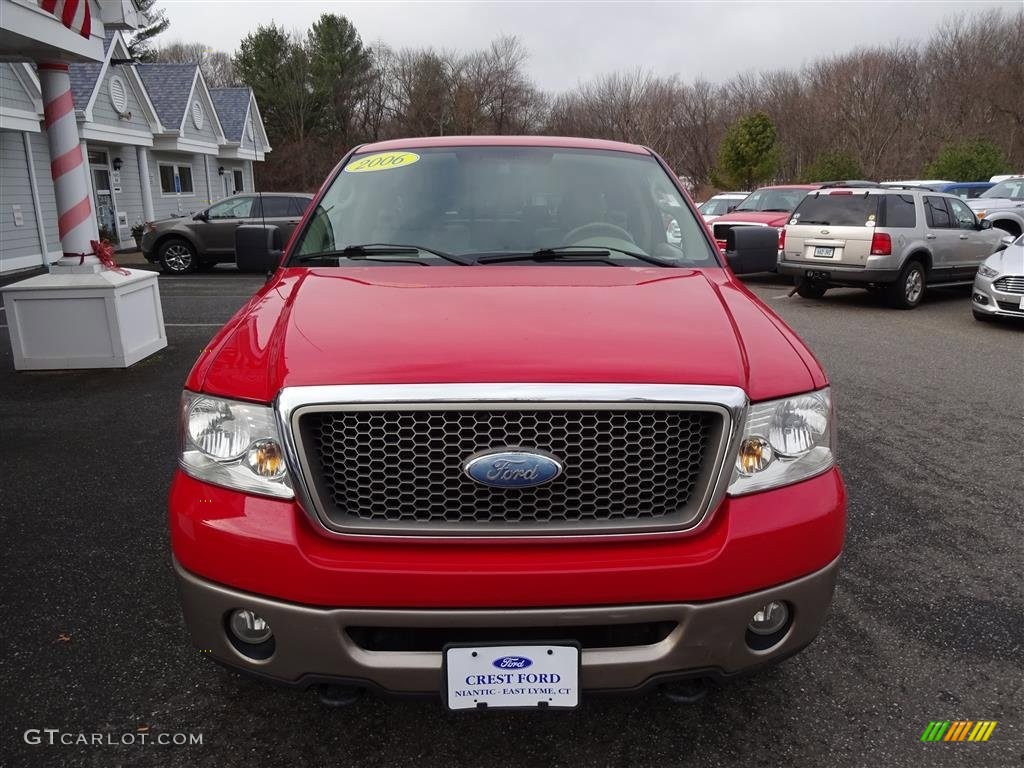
[562,222,635,245]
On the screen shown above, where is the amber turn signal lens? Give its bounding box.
[245,439,287,479]
[737,437,773,474]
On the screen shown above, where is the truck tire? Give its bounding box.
[886,260,925,309]
[159,238,197,274]
[795,277,827,299]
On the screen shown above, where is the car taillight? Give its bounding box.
[870,232,891,256]
[778,228,786,250]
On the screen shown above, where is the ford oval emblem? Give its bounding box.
[493,656,533,670]
[463,449,563,489]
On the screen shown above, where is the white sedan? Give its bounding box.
[972,233,1024,321]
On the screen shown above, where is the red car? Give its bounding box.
[170,136,846,709]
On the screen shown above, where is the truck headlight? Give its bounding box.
[728,388,835,495]
[179,392,294,498]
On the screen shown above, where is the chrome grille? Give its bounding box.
[297,407,721,534]
[994,275,1024,294]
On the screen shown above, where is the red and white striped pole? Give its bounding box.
[38,61,99,266]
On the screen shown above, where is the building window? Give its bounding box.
[233,169,244,193]
[159,163,194,195]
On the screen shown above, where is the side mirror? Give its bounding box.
[978,219,993,230]
[193,211,208,222]
[997,233,1015,250]
[724,226,780,275]
[726,205,737,213]
[235,224,283,274]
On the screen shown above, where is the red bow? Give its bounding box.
[88,239,130,275]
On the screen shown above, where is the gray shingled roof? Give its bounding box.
[69,31,115,110]
[136,62,198,130]
[210,87,251,142]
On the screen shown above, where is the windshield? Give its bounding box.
[700,198,738,215]
[735,187,809,213]
[290,146,717,267]
[980,179,1024,200]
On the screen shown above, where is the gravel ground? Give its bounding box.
[1,269,1020,768]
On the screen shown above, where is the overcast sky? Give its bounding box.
[159,0,1018,92]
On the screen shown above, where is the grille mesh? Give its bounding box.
[994,276,1024,294]
[300,409,717,531]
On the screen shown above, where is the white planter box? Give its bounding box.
[3,268,167,370]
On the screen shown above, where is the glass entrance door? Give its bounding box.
[87,149,118,243]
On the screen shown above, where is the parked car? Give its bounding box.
[880,179,955,190]
[779,187,1005,308]
[881,180,994,198]
[967,177,1024,240]
[989,174,1024,184]
[697,192,749,222]
[707,181,875,254]
[710,184,818,253]
[932,181,994,199]
[142,192,314,274]
[171,136,846,709]
[972,232,1024,321]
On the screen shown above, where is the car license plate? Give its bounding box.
[813,246,835,258]
[444,644,580,710]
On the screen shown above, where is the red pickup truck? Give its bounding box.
[170,136,846,709]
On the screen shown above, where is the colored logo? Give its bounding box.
[344,151,419,173]
[463,450,563,489]
[493,656,533,670]
[921,721,997,742]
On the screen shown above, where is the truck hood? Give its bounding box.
[968,198,1024,212]
[983,240,1024,273]
[193,266,820,403]
[710,211,789,227]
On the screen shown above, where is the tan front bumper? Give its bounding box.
[175,557,840,694]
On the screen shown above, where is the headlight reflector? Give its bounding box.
[729,388,835,495]
[180,392,293,498]
[187,397,252,460]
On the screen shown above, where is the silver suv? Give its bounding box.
[778,187,1005,309]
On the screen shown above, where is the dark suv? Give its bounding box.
[142,193,313,274]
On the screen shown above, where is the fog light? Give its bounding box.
[748,601,789,636]
[737,437,773,474]
[229,609,273,644]
[973,293,988,305]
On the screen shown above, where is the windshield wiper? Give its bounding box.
[296,243,473,266]
[475,246,678,268]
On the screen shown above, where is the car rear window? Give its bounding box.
[791,194,881,227]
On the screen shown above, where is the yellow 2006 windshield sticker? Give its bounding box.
[345,151,419,173]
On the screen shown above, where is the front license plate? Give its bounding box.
[813,246,835,258]
[444,644,580,710]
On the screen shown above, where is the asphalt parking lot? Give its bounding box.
[1,267,1021,768]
